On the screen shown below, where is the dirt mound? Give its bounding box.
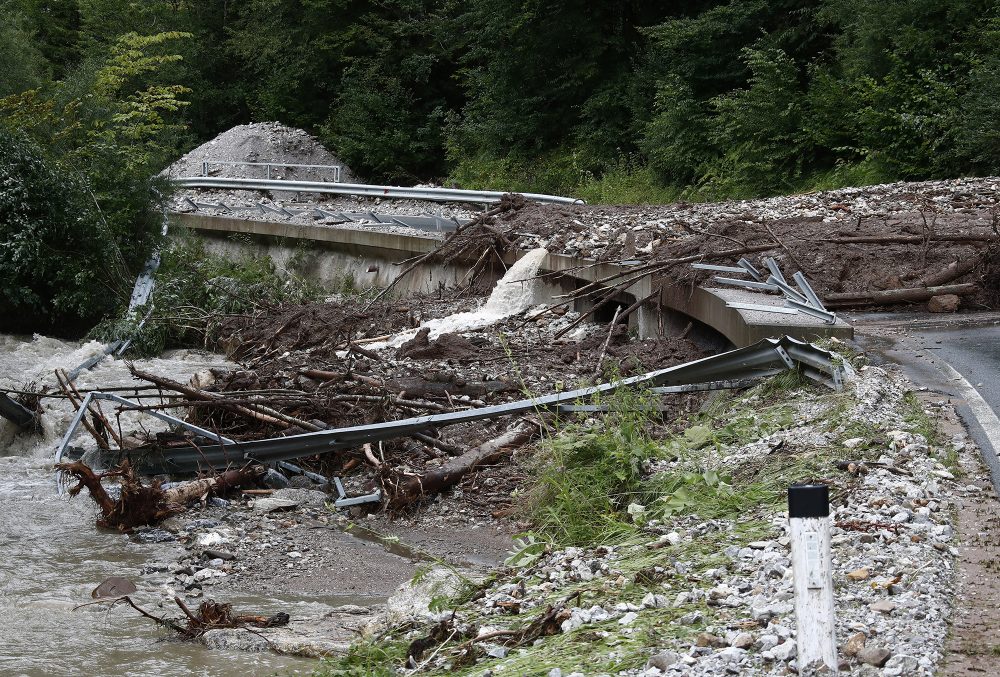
[165,122,360,183]
[395,329,479,360]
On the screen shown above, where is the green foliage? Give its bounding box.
[0,30,192,333]
[92,236,320,355]
[0,4,48,97]
[705,47,809,196]
[505,531,552,568]
[0,129,110,333]
[641,75,712,185]
[527,386,662,546]
[314,640,405,676]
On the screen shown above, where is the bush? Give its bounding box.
[92,236,321,355]
[527,387,660,546]
[0,129,113,334]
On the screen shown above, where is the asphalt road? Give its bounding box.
[850,312,1000,490]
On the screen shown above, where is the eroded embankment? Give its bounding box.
[316,356,970,676]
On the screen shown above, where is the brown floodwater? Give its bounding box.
[0,335,322,676]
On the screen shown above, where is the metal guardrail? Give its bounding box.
[61,336,841,477]
[0,394,35,428]
[172,176,586,206]
[199,161,342,183]
[697,257,838,325]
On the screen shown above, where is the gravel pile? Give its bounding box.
[164,122,359,183]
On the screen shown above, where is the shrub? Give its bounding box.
[0,129,112,334]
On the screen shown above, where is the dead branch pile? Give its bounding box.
[367,193,530,306]
[93,595,288,640]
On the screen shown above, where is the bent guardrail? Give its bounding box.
[54,336,843,478]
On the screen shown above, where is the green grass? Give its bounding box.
[450,150,902,206]
[901,391,941,446]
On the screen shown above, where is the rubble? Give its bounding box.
[325,361,970,675]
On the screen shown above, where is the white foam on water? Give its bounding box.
[380,247,549,348]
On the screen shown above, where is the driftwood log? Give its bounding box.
[382,421,538,509]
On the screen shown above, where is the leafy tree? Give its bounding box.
[0,31,191,333]
[12,0,82,79]
[0,130,109,333]
[321,0,463,181]
[706,46,809,195]
[0,5,48,97]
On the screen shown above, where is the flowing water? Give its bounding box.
[381,247,550,348]
[0,252,552,674]
[0,335,318,676]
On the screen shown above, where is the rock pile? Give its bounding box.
[164,122,359,183]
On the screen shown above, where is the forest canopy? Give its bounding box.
[3,0,998,198]
[1,0,999,332]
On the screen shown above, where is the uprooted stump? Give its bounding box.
[56,459,264,532]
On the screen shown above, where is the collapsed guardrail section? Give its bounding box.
[53,336,844,491]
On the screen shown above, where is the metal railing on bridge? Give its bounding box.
[172,176,586,206]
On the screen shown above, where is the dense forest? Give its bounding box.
[1,0,999,331]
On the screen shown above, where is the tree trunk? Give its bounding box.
[383,422,537,509]
[823,283,978,308]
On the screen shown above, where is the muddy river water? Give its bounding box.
[0,334,324,676]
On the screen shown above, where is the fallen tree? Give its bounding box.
[822,283,979,308]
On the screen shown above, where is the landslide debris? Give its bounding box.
[165,122,359,183]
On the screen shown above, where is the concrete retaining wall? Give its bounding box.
[172,213,853,346]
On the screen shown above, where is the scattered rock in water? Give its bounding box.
[133,528,176,543]
[201,628,271,653]
[92,576,137,598]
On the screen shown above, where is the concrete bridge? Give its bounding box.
[172,212,853,348]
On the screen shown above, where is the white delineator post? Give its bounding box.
[788,483,838,673]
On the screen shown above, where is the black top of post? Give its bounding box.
[788,483,829,519]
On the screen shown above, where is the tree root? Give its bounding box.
[56,459,264,532]
[80,595,289,640]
